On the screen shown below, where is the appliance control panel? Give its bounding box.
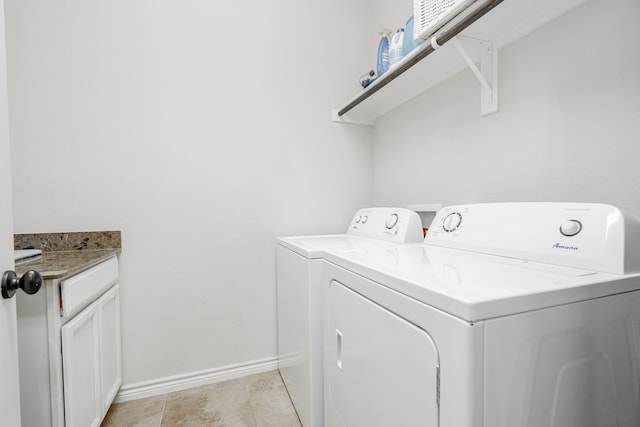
[348,208,424,244]
[425,203,640,274]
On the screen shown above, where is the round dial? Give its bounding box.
[385,213,399,229]
[362,215,368,224]
[355,215,362,223]
[442,212,462,233]
[560,219,582,236]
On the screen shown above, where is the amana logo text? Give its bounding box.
[552,242,578,251]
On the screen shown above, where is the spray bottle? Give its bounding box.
[376,28,392,76]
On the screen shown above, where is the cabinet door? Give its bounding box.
[99,284,122,413]
[61,301,101,427]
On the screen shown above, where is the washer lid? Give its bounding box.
[277,207,424,258]
[277,235,394,259]
[324,244,640,322]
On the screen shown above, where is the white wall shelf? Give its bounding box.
[333,0,587,125]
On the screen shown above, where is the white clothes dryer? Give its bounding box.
[277,207,423,427]
[323,203,640,427]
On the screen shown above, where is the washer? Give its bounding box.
[323,203,640,427]
[277,207,423,427]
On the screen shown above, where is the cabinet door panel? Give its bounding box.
[100,284,122,412]
[61,301,101,427]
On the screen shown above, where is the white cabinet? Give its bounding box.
[61,300,102,427]
[99,286,122,414]
[61,285,121,427]
[16,255,122,427]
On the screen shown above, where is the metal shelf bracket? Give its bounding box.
[451,36,499,116]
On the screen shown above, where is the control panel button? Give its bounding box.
[442,212,462,233]
[560,220,582,236]
[385,213,399,229]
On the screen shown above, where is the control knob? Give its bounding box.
[560,220,582,237]
[385,213,399,229]
[442,212,462,233]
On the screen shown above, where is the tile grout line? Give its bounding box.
[244,377,259,427]
[158,394,168,427]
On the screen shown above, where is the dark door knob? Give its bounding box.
[1,270,43,299]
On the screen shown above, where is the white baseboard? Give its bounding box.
[114,356,279,403]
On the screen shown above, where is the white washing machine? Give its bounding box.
[277,207,424,427]
[323,203,640,427]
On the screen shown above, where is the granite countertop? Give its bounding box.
[14,231,122,280]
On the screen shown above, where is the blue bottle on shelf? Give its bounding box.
[377,29,392,76]
[403,16,420,56]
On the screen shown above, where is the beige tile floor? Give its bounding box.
[101,370,302,427]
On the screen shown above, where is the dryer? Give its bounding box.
[323,203,640,427]
[277,207,423,427]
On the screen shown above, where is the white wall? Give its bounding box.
[374,0,640,217]
[5,0,373,386]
